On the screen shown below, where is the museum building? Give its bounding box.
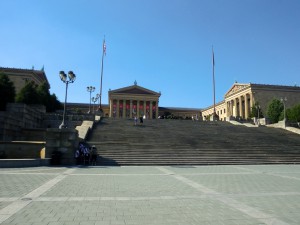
[0,67,50,94]
[108,81,161,119]
[2,67,299,122]
[202,82,300,121]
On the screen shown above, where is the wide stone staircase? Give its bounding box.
[86,118,300,165]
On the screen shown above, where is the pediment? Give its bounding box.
[225,83,250,97]
[110,85,160,96]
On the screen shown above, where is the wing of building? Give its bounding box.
[0,67,50,94]
[202,82,300,121]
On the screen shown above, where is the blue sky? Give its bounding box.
[1,0,300,108]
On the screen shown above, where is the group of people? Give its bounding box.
[134,115,145,125]
[192,114,199,121]
[75,142,98,165]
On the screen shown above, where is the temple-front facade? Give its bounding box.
[202,82,300,121]
[108,82,161,119]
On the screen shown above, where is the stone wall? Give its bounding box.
[46,128,79,165]
[0,141,45,159]
[43,113,95,129]
[0,103,46,141]
[254,88,300,116]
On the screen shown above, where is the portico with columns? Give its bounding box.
[202,82,300,121]
[225,83,254,120]
[108,82,161,119]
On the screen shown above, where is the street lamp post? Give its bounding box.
[256,104,260,126]
[92,94,99,113]
[59,71,76,129]
[281,97,287,128]
[87,86,95,114]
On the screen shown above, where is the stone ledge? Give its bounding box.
[75,120,94,140]
[0,158,51,168]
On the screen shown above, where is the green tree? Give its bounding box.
[47,93,63,112]
[16,81,62,112]
[36,82,62,112]
[36,82,50,105]
[250,102,264,118]
[0,73,16,110]
[286,104,300,122]
[16,81,40,104]
[266,98,283,123]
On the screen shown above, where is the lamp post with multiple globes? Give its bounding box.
[87,86,95,114]
[92,94,100,113]
[281,97,287,128]
[59,71,76,129]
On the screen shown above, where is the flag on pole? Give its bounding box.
[103,39,106,56]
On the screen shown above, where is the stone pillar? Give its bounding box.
[239,96,243,117]
[130,100,133,118]
[137,101,140,117]
[155,101,159,119]
[233,98,237,117]
[116,100,120,118]
[46,128,78,165]
[245,94,249,119]
[231,99,234,117]
[143,101,146,117]
[123,100,126,118]
[150,101,153,119]
[227,101,232,120]
[226,101,229,117]
[109,99,112,118]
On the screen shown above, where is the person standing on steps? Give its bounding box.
[139,115,143,124]
[91,145,97,166]
[134,116,137,126]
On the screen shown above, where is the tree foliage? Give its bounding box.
[250,102,264,118]
[47,93,63,112]
[0,73,16,110]
[16,81,62,112]
[266,98,284,123]
[286,104,300,122]
[16,81,40,104]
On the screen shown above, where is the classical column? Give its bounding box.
[116,100,120,118]
[123,100,126,118]
[229,101,232,118]
[150,101,153,119]
[226,101,229,117]
[155,101,159,119]
[245,94,249,119]
[239,96,243,118]
[109,99,112,118]
[130,100,133,118]
[137,100,140,117]
[233,98,238,117]
[143,101,146,117]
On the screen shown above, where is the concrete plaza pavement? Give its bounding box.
[0,165,300,225]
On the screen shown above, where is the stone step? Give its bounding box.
[86,118,300,166]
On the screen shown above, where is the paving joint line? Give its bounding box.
[0,168,76,224]
[156,166,290,225]
[232,165,300,181]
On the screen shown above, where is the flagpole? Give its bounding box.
[99,37,106,112]
[212,46,216,119]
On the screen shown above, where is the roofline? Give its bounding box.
[109,84,161,96]
[201,100,225,111]
[0,67,50,88]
